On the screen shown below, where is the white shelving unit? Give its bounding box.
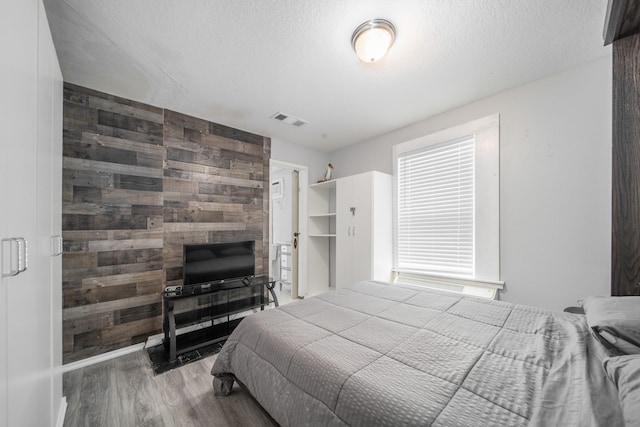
[307,180,336,295]
[306,172,393,296]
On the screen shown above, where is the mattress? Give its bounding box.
[211,281,623,426]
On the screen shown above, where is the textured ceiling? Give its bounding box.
[44,0,611,152]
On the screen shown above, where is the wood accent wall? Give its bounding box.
[62,84,270,362]
[612,32,640,296]
[162,110,270,289]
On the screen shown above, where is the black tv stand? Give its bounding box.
[162,276,277,362]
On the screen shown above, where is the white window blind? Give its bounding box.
[397,135,475,276]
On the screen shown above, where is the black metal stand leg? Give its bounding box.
[266,281,279,307]
[167,300,177,362]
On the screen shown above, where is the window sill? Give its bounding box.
[392,270,504,299]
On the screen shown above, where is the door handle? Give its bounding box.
[352,226,355,237]
[2,237,28,276]
[17,237,28,273]
[51,235,63,257]
[2,238,20,276]
[348,226,351,236]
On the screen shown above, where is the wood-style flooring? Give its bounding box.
[63,350,277,427]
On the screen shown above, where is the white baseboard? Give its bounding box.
[55,396,67,427]
[61,319,234,373]
[62,342,146,373]
[145,332,164,348]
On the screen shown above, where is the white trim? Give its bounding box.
[393,271,502,299]
[55,397,67,427]
[393,270,504,289]
[61,342,145,373]
[392,114,500,282]
[269,159,309,297]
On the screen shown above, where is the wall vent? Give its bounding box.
[271,112,308,127]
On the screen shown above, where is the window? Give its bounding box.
[393,114,500,286]
[397,135,475,276]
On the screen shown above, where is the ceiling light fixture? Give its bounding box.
[351,19,396,63]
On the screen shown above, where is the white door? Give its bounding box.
[1,0,41,425]
[351,173,373,284]
[335,176,355,288]
[0,2,62,426]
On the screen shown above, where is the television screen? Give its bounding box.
[183,241,255,286]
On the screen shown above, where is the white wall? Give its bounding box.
[271,138,330,184]
[328,56,612,312]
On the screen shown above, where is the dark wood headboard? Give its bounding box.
[607,0,640,296]
[603,0,640,45]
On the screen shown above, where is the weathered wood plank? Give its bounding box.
[63,294,162,321]
[65,83,163,116]
[63,213,149,231]
[63,230,163,242]
[64,284,139,309]
[101,188,163,206]
[188,201,244,212]
[88,238,163,252]
[163,222,247,233]
[81,270,163,288]
[88,95,164,124]
[98,110,163,138]
[64,156,163,179]
[97,248,163,267]
[83,132,165,157]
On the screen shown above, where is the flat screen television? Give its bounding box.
[183,241,255,287]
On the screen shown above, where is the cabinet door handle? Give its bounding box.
[2,237,27,276]
[51,235,63,257]
[2,238,20,277]
[352,226,356,237]
[17,237,28,273]
[347,226,351,236]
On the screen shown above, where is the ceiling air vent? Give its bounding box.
[271,112,308,127]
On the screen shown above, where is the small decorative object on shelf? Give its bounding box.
[317,163,334,183]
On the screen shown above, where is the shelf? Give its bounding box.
[309,212,336,218]
[310,179,336,190]
[309,233,336,237]
[167,317,244,357]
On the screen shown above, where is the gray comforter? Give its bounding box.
[211,281,623,426]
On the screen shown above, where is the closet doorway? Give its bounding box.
[269,160,308,305]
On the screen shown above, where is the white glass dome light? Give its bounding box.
[351,19,396,63]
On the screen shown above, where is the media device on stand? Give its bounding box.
[177,240,256,295]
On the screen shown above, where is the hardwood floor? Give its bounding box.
[63,350,277,427]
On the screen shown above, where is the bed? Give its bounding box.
[211,280,638,426]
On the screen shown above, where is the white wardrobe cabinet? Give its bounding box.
[335,171,392,289]
[0,1,64,426]
[307,171,392,295]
